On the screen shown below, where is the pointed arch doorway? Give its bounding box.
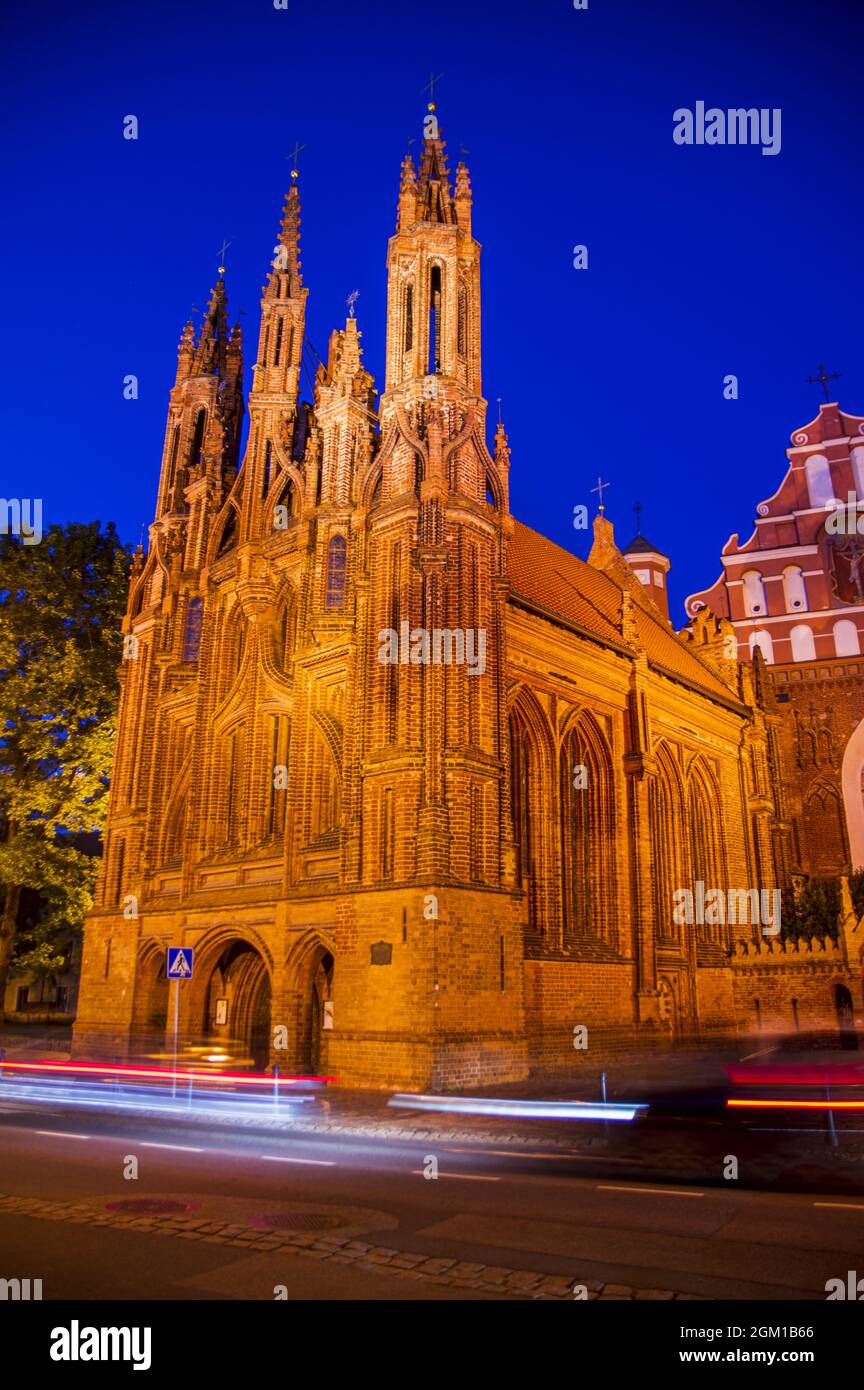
[288,934,336,1076]
[201,940,272,1070]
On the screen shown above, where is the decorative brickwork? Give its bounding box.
[74,110,858,1088]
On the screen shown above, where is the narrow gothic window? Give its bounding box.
[650,754,683,944]
[457,285,467,358]
[182,596,203,661]
[262,324,270,367]
[382,788,394,880]
[428,265,442,374]
[325,534,347,609]
[510,719,534,922]
[274,318,284,366]
[266,715,289,836]
[688,770,724,945]
[225,730,241,843]
[386,543,400,740]
[113,840,125,906]
[262,440,272,497]
[404,285,414,352]
[188,410,206,472]
[560,718,614,942]
[471,786,483,881]
[167,425,180,493]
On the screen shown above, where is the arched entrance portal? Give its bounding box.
[201,940,271,1070]
[286,933,336,1075]
[132,947,169,1044]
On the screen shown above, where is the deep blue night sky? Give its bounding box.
[4,0,861,622]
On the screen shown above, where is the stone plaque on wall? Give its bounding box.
[370,941,392,966]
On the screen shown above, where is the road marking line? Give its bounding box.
[411,1169,500,1182]
[33,1130,90,1140]
[597,1183,704,1198]
[260,1155,334,1166]
[139,1142,203,1153]
[814,1201,864,1212]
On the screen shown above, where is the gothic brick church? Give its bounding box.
[73,108,864,1087]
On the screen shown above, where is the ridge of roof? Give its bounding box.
[508,518,741,707]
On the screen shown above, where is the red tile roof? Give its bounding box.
[508,520,740,706]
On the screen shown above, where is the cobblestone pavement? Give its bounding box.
[0,1192,701,1300]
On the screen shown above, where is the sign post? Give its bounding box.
[166,948,194,1100]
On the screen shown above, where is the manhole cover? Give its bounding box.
[105,1198,199,1215]
[250,1211,345,1232]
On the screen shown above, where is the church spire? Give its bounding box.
[266,179,302,300]
[192,275,230,378]
[413,102,456,226]
[383,103,482,396]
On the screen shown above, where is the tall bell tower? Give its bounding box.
[330,103,526,1087]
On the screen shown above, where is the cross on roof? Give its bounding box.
[808,363,840,402]
[286,141,306,178]
[591,475,612,513]
[346,289,360,318]
[422,71,444,107]
[217,239,231,274]
[633,500,643,532]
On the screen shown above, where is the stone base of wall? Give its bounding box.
[327,1031,529,1090]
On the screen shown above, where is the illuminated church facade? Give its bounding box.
[686,398,864,884]
[73,111,862,1087]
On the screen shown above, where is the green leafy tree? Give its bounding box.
[781,877,842,943]
[0,523,129,1011]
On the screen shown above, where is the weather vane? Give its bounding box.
[346,289,360,318]
[591,475,611,513]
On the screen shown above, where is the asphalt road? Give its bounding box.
[1,1091,863,1300]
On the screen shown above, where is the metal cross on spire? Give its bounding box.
[591,475,612,514]
[422,71,444,108]
[286,141,306,179]
[807,363,840,402]
[346,289,360,318]
[217,240,231,275]
[633,500,643,532]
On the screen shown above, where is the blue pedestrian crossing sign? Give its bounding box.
[166,947,194,980]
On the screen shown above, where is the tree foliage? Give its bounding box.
[0,523,129,1001]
